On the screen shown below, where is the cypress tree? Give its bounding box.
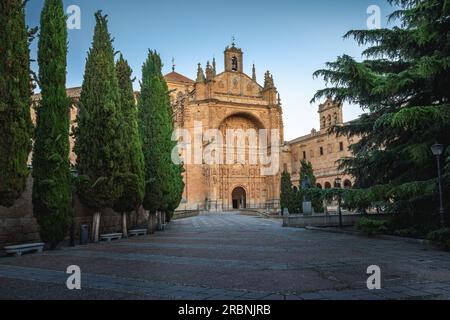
[113,55,145,236]
[32,0,72,248]
[166,162,185,223]
[0,0,33,207]
[138,50,176,230]
[74,12,122,241]
[312,0,450,227]
[165,84,185,223]
[280,170,295,214]
[298,160,323,213]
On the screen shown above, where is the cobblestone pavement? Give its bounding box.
[1,213,450,300]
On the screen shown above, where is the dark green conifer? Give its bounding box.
[138,50,182,229]
[280,170,295,214]
[32,0,72,248]
[298,160,323,213]
[113,55,145,236]
[74,12,122,241]
[312,0,450,227]
[0,0,33,207]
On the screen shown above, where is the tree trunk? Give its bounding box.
[92,212,101,242]
[147,211,154,234]
[162,211,167,225]
[156,211,161,230]
[122,212,128,238]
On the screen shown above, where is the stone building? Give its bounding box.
[26,42,356,211]
[165,43,283,211]
[281,98,356,190]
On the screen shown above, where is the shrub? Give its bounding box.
[356,217,388,236]
[427,229,450,250]
[392,228,423,239]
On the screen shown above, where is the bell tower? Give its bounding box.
[224,39,243,73]
[319,97,344,132]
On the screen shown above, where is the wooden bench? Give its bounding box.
[100,233,123,242]
[4,243,45,257]
[128,229,147,237]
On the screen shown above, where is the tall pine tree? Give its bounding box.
[312,0,450,227]
[0,0,33,207]
[74,12,122,241]
[32,0,72,248]
[113,55,145,236]
[138,50,177,230]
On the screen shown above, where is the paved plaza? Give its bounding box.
[1,213,450,300]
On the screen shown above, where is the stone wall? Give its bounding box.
[0,177,40,248]
[283,213,387,228]
[0,176,148,249]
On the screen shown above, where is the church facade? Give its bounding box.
[165,43,283,211]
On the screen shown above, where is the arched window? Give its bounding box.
[316,183,323,189]
[327,114,332,126]
[231,56,238,71]
[344,180,352,189]
[324,182,332,189]
[293,186,298,193]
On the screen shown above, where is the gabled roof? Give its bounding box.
[164,71,194,84]
[33,86,82,101]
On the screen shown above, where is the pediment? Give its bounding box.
[212,72,262,97]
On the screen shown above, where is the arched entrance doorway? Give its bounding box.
[232,187,247,209]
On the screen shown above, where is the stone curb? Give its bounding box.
[259,212,283,220]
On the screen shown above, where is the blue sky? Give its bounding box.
[26,0,396,140]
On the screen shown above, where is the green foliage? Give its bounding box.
[312,0,450,227]
[0,0,33,207]
[165,82,185,214]
[32,0,72,248]
[138,50,183,214]
[305,180,438,215]
[280,170,295,213]
[112,55,145,214]
[427,228,450,250]
[74,12,122,210]
[356,217,388,237]
[298,160,323,213]
[392,227,423,239]
[299,160,316,186]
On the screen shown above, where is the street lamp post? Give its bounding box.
[335,177,343,228]
[431,144,446,227]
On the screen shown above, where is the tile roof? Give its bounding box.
[164,72,194,84]
[33,87,82,101]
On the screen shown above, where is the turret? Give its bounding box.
[205,61,214,82]
[318,97,344,131]
[196,63,205,82]
[212,57,217,77]
[262,71,277,105]
[224,41,243,73]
